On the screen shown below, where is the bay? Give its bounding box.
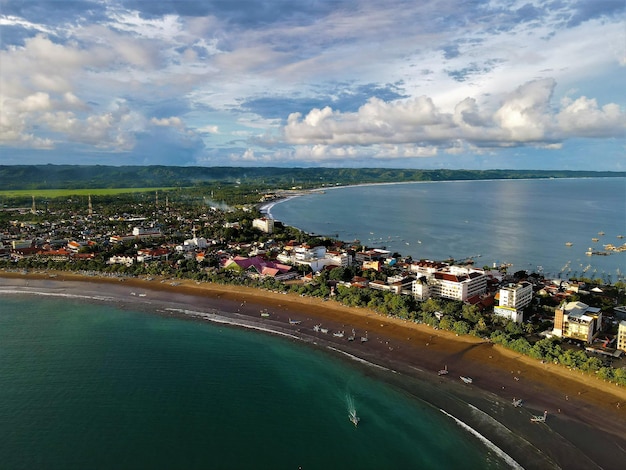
[0,295,511,470]
[268,178,626,282]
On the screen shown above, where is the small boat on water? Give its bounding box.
[349,409,360,427]
[592,237,600,242]
[565,242,573,247]
[531,410,548,423]
[438,365,448,376]
[460,376,473,384]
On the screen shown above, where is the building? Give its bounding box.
[553,301,602,343]
[428,266,487,302]
[617,321,626,353]
[494,281,533,323]
[252,217,274,233]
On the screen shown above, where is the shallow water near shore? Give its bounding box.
[0,294,516,470]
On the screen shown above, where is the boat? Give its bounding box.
[360,331,368,343]
[438,365,448,376]
[313,324,321,332]
[565,242,573,247]
[260,312,270,317]
[320,327,329,334]
[349,408,360,427]
[592,237,599,242]
[288,318,301,325]
[512,398,523,407]
[347,329,356,341]
[333,331,345,338]
[460,376,473,384]
[531,410,548,423]
[598,231,605,236]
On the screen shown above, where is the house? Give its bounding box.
[220,255,295,280]
[553,301,603,343]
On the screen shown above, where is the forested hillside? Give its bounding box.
[0,165,623,190]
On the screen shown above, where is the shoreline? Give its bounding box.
[2,270,626,469]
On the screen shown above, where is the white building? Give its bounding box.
[494,281,533,323]
[429,266,487,302]
[411,276,430,301]
[252,217,274,233]
[325,250,350,268]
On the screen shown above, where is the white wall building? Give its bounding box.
[252,217,274,233]
[617,321,626,353]
[494,281,533,323]
[429,266,487,302]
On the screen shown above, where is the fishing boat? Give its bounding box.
[531,410,548,423]
[288,318,301,325]
[512,398,523,407]
[438,365,448,376]
[565,242,573,247]
[333,331,345,338]
[460,376,473,384]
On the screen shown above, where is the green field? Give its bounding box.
[0,187,179,198]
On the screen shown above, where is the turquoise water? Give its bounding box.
[0,295,510,469]
[268,178,626,281]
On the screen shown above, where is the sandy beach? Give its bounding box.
[2,270,626,469]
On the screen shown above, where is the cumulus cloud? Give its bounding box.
[282,79,625,150]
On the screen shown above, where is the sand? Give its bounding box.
[2,270,626,469]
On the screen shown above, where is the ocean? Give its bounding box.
[267,177,626,281]
[0,293,514,470]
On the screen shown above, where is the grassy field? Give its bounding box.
[0,187,179,198]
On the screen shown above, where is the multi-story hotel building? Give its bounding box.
[553,301,602,343]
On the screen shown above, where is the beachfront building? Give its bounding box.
[369,275,414,295]
[324,250,350,268]
[617,321,626,353]
[494,281,533,323]
[411,276,430,301]
[553,301,603,343]
[428,266,487,302]
[252,217,274,234]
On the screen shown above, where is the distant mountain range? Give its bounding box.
[0,165,623,190]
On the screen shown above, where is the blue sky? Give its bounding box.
[1,0,624,170]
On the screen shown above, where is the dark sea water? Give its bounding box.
[0,295,513,470]
[268,178,626,282]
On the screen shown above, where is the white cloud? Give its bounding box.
[283,79,625,150]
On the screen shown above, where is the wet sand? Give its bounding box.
[2,270,626,469]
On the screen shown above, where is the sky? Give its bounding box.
[1,0,625,170]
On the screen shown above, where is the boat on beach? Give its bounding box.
[512,398,523,407]
[438,365,448,376]
[347,329,356,341]
[460,376,473,384]
[289,318,301,325]
[531,410,548,423]
[333,331,345,338]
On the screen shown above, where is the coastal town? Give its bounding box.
[2,191,626,385]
